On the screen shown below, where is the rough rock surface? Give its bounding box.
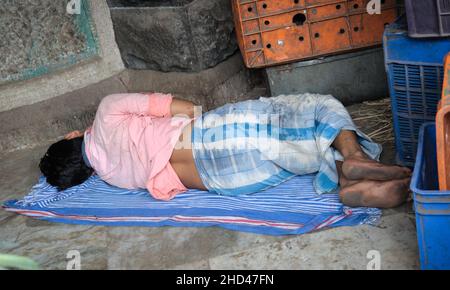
[109,0,237,72]
[0,0,88,84]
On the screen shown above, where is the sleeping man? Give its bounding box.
[39,93,411,208]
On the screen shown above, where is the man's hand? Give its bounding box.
[65,130,84,140]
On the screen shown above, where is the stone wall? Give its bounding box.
[0,0,97,86]
[0,0,260,152]
[0,0,125,113]
[108,0,238,72]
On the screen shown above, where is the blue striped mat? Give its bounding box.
[2,175,381,235]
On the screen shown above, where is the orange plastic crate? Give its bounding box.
[436,53,450,191]
[232,0,399,68]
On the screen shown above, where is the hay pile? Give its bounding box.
[347,98,394,144]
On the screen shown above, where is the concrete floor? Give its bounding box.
[0,102,420,270]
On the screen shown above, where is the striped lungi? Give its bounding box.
[191,94,382,196]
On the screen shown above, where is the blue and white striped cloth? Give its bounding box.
[192,94,382,196]
[3,174,381,236]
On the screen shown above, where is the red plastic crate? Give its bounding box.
[232,0,399,68]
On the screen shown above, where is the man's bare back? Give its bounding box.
[170,121,207,191]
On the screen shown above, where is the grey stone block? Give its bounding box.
[108,0,237,72]
[265,48,389,105]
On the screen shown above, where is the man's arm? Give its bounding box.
[170,98,195,119]
[64,94,195,140]
[65,130,84,140]
[98,93,195,120]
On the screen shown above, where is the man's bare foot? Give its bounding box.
[339,178,411,208]
[342,155,411,181]
[339,170,359,188]
[336,161,358,188]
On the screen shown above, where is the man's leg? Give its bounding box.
[333,130,411,180]
[333,130,411,208]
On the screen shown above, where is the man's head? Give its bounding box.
[39,137,93,191]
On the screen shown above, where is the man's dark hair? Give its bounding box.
[39,137,93,191]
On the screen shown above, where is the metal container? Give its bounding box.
[264,47,388,104]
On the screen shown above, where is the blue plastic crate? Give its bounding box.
[411,123,450,270]
[383,17,450,166]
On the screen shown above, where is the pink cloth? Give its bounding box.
[84,93,192,200]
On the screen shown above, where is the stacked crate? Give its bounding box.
[411,123,450,270]
[383,17,450,166]
[402,0,450,271]
[232,0,399,68]
[405,0,450,38]
[384,1,450,167]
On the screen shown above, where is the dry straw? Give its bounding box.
[348,98,394,143]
